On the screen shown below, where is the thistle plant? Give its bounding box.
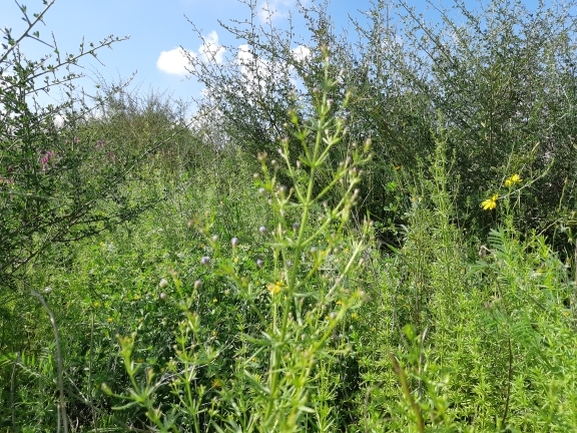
[109,51,372,432]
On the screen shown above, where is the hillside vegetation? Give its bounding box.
[2,0,577,431]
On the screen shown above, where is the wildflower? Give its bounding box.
[267,281,283,295]
[259,226,267,235]
[231,237,239,247]
[201,256,210,265]
[40,150,55,170]
[212,378,222,388]
[256,259,264,267]
[93,301,100,308]
[481,194,499,211]
[107,317,113,323]
[159,292,167,300]
[504,174,522,188]
[159,278,169,288]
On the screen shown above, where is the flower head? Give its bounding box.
[504,174,522,188]
[481,194,499,211]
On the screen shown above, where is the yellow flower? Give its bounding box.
[107,317,113,323]
[504,174,522,188]
[266,281,283,295]
[481,194,499,211]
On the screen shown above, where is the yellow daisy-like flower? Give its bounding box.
[504,174,522,188]
[481,194,499,211]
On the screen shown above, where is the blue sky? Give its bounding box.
[1,0,378,110]
[2,0,548,113]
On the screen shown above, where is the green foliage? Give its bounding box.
[4,0,577,432]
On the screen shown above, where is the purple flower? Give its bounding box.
[201,256,210,265]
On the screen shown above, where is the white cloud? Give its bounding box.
[291,45,310,63]
[199,31,225,64]
[234,43,311,97]
[157,47,191,76]
[157,31,225,76]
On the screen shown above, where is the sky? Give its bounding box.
[1,0,379,112]
[1,0,547,114]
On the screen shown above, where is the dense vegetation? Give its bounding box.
[2,0,577,431]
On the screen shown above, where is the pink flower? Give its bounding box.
[40,151,55,171]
